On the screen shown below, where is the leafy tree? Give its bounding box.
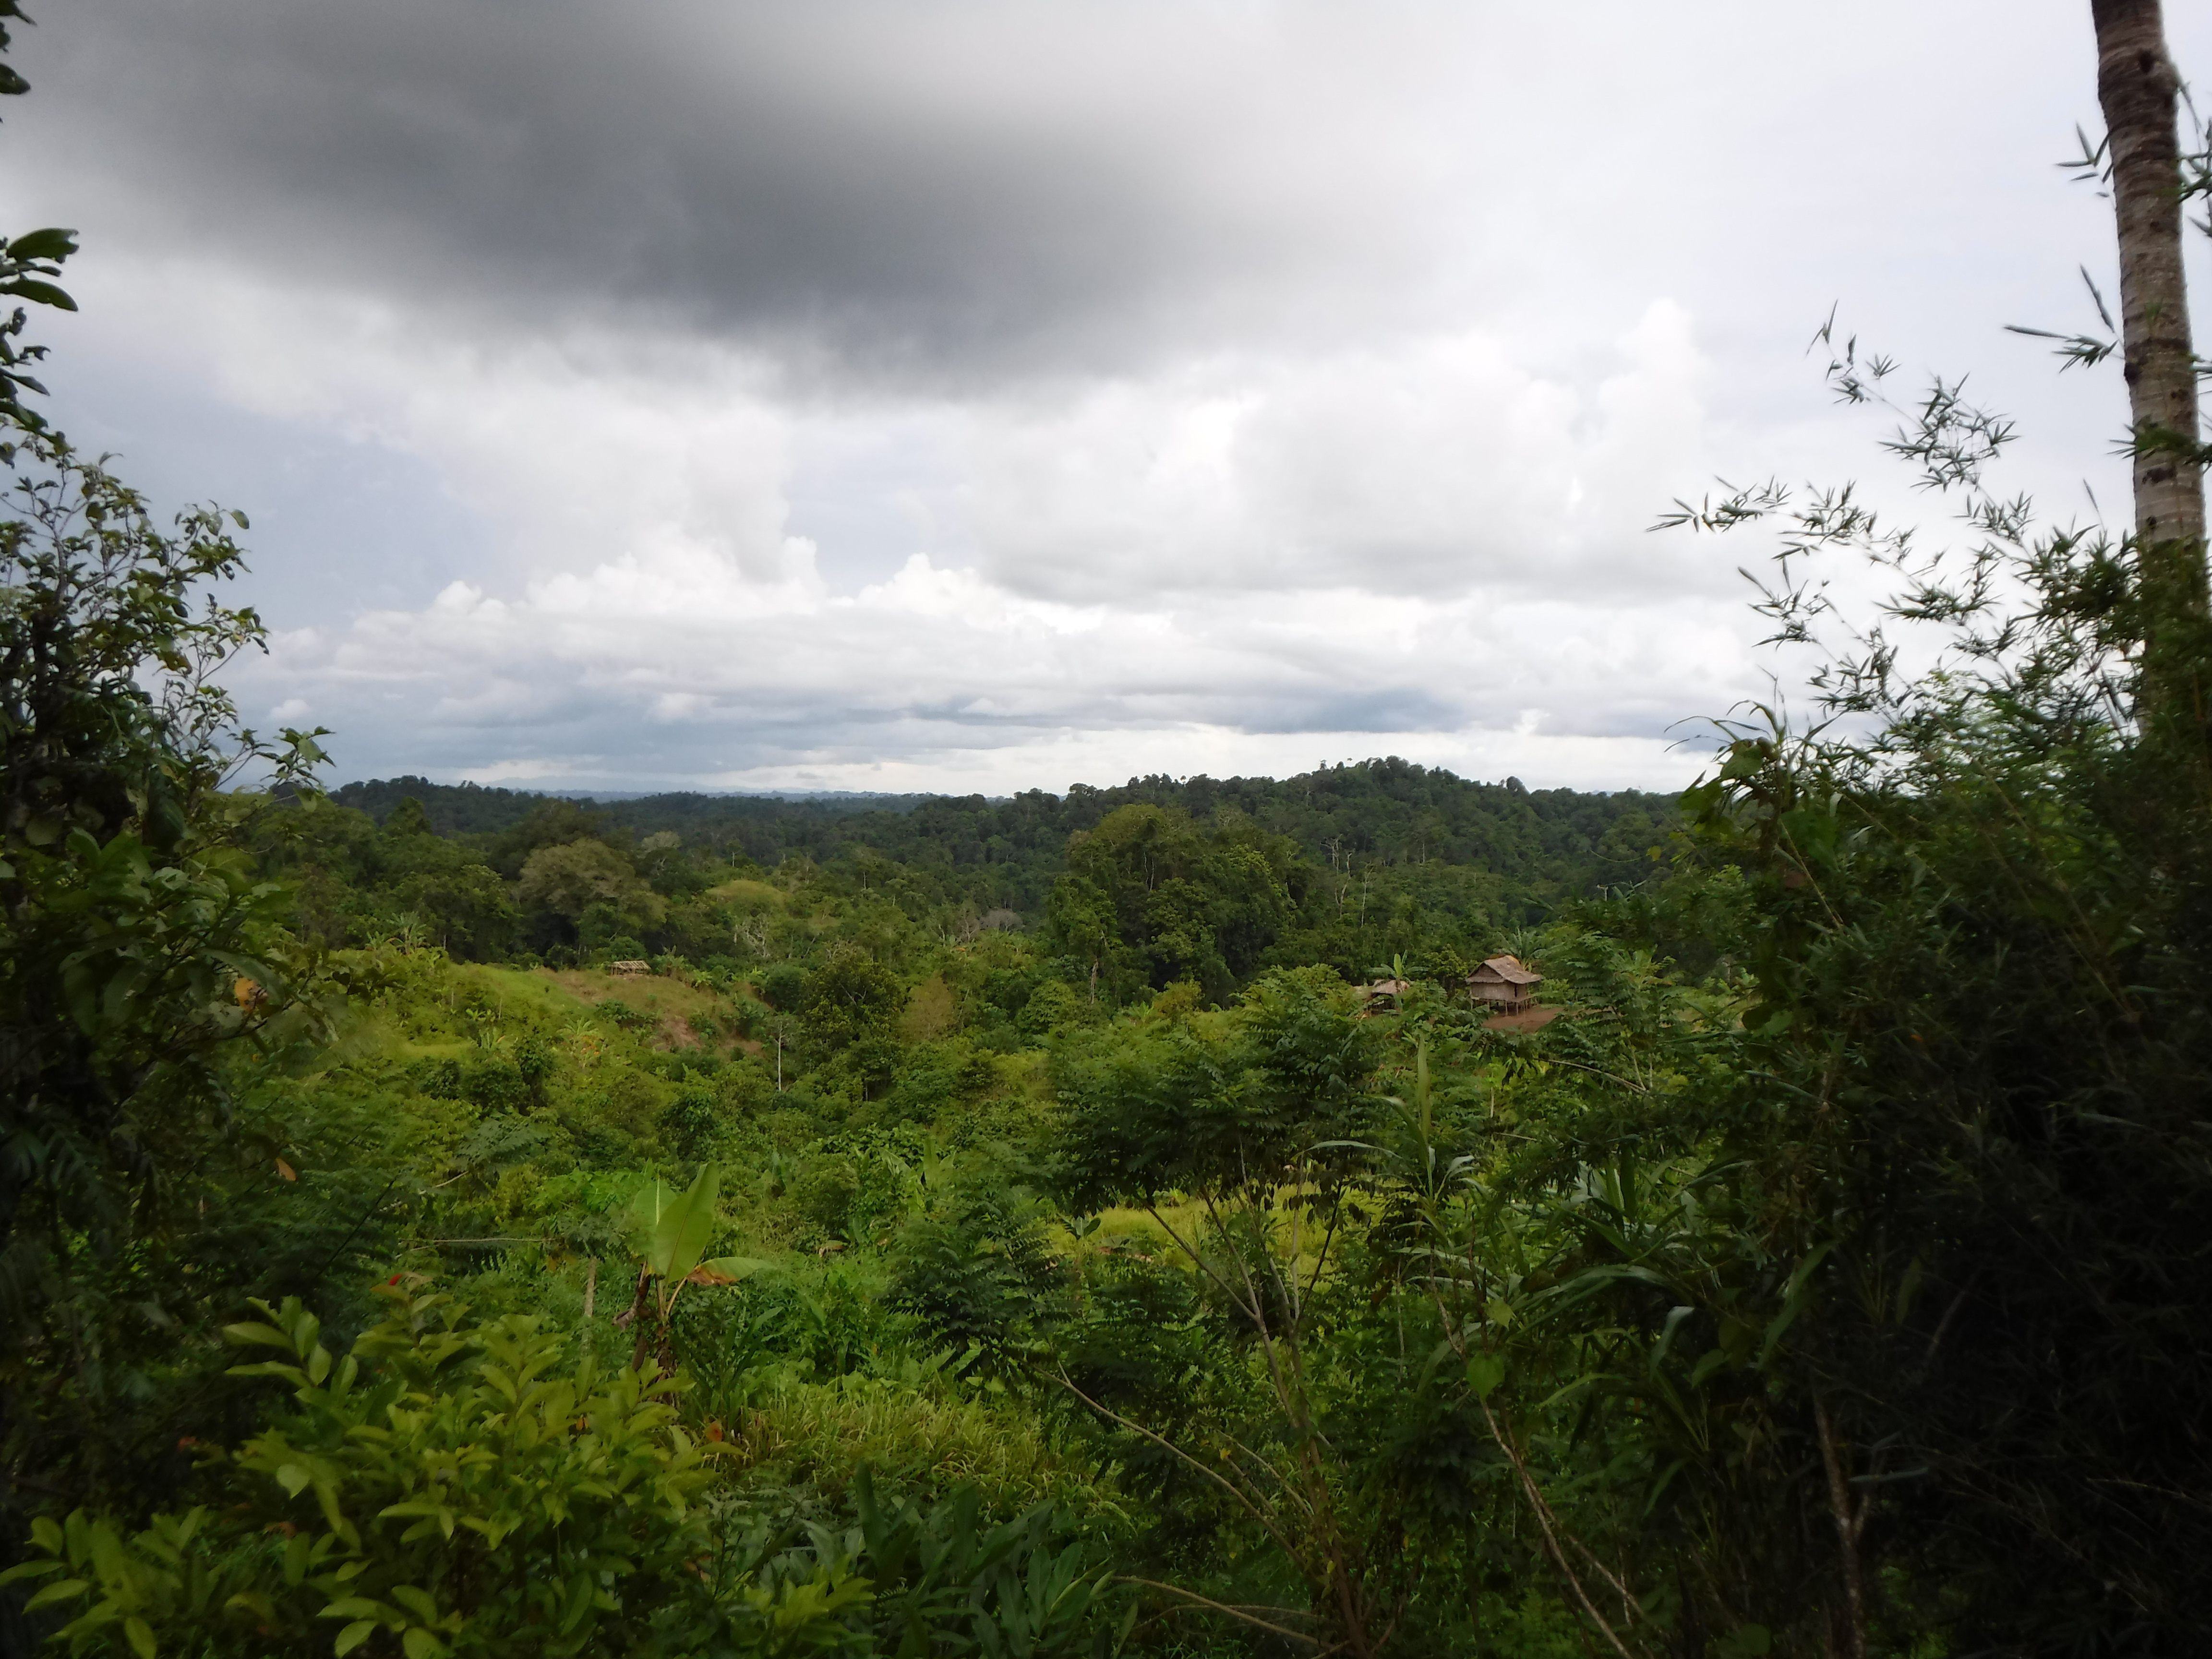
[1054,967,1380,1210]
[2089,0,2208,751]
[1051,970,1403,1658]
[799,949,903,1053]
[1480,15,2212,1634]
[755,965,805,1015]
[889,1186,1064,1375]
[477,798,620,881]
[1048,805,1298,1001]
[0,2,79,431]
[514,840,663,947]
[0,417,333,1522]
[612,1167,768,1369]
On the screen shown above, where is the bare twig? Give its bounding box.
[1119,1578,1334,1649]
[1053,1368,1299,1560]
[1815,1396,1869,1659]
[1477,1397,1647,1659]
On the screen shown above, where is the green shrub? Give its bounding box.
[789,1160,860,1246]
[889,1189,1067,1375]
[1016,979,1086,1040]
[730,1379,1118,1524]
[662,1084,727,1163]
[756,965,805,1014]
[411,1057,465,1099]
[458,1057,530,1115]
[1,1281,865,1658]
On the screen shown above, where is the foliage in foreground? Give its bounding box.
[4,1282,1128,1659]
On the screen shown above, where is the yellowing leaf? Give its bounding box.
[686,1255,770,1286]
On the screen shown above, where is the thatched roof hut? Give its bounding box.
[1357,978,1411,1014]
[1467,955,1541,1013]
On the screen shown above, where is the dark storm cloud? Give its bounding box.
[6,0,2155,795]
[15,0,1446,388]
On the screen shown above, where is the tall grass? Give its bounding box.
[725,1373,1127,1528]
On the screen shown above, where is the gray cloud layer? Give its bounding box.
[24,0,1480,389]
[3,0,2187,793]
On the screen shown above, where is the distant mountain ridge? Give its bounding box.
[330,777,939,833]
[328,760,1678,923]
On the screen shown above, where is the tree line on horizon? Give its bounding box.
[285,763,1672,992]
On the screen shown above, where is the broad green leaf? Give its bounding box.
[559,1572,596,1635]
[124,1616,157,1659]
[334,1621,377,1657]
[1,276,75,310]
[318,1599,389,1620]
[7,227,77,261]
[634,1166,720,1281]
[1466,1352,1507,1401]
[390,1585,439,1623]
[1652,1305,1696,1371]
[24,1578,89,1611]
[222,1322,299,1350]
[402,1627,449,1659]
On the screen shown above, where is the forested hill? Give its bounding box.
[331,758,1676,921]
[291,759,1680,997]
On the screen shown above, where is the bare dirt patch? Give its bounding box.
[1483,1006,1562,1034]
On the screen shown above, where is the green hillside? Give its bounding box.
[314,761,1673,993]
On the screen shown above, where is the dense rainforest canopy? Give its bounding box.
[295,764,1671,996]
[5,3,2212,1657]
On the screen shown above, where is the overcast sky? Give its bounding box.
[9,0,2206,795]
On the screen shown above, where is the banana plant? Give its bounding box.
[617,1166,769,1368]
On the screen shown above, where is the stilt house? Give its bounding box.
[1468,955,1541,1014]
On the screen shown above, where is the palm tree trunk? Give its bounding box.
[2091,0,2209,742]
